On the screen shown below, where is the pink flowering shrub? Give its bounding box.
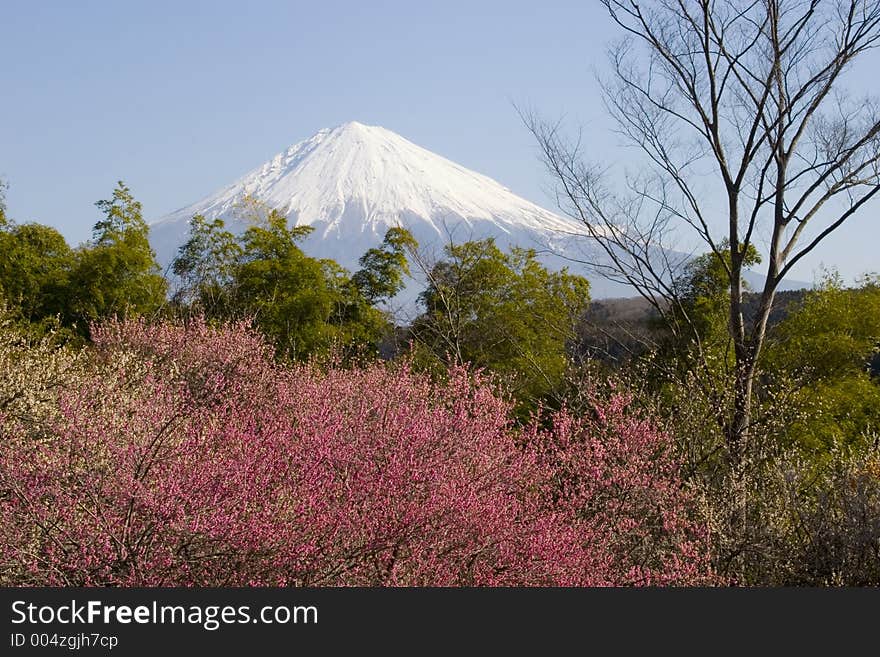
[0,318,713,586]
[525,398,712,585]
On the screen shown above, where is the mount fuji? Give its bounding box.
[150,122,810,309]
[149,121,629,306]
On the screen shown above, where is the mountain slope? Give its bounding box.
[149,121,808,306]
[151,121,594,277]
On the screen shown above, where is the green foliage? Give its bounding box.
[765,272,880,453]
[326,260,394,356]
[645,243,763,430]
[67,182,167,330]
[770,272,880,382]
[233,209,335,359]
[0,222,73,325]
[669,242,761,353]
[170,203,416,361]
[0,178,7,227]
[412,238,590,406]
[351,227,418,304]
[92,182,147,245]
[171,214,242,317]
[1,181,165,338]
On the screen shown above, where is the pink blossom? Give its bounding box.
[0,318,714,586]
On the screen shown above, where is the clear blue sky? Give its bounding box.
[1,0,877,283]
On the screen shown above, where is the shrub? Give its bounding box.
[0,318,712,586]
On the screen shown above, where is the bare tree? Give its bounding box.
[527,0,880,459]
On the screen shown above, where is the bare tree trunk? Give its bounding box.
[527,0,880,461]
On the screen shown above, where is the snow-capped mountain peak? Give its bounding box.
[150,121,588,276]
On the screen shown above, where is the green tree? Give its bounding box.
[322,226,420,357]
[230,208,328,359]
[412,238,590,406]
[178,201,418,361]
[653,243,762,402]
[0,221,73,324]
[171,214,241,318]
[771,272,880,382]
[68,181,166,330]
[765,272,880,453]
[0,178,7,227]
[672,244,761,351]
[351,227,418,304]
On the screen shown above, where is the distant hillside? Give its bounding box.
[578,289,810,364]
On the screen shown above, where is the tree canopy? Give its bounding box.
[412,238,590,406]
[66,181,167,331]
[765,273,880,453]
[0,222,73,325]
[170,204,416,361]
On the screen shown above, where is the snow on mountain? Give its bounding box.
[149,121,626,307]
[150,122,809,310]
